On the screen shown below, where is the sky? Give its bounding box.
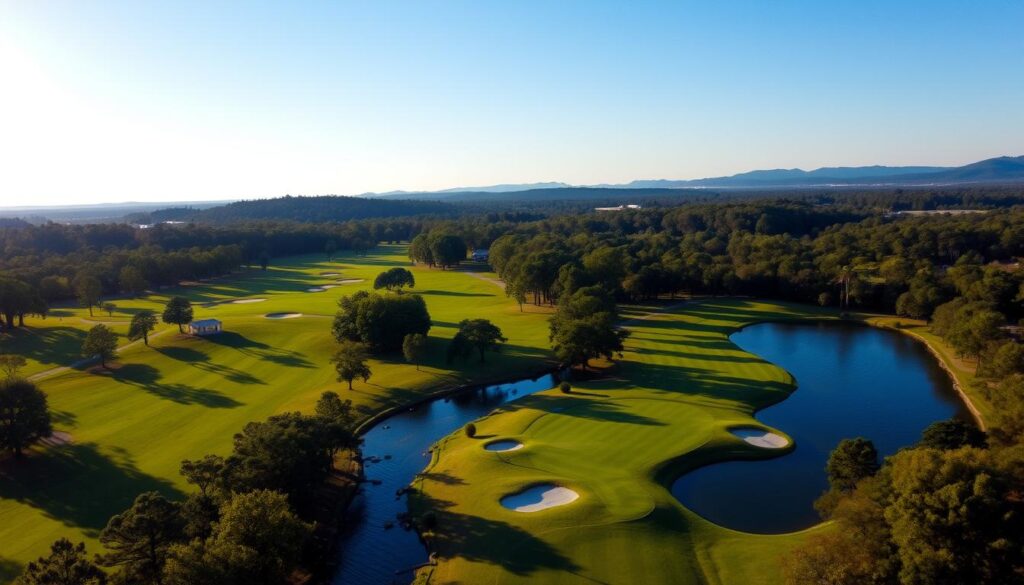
[1,1,1023,205]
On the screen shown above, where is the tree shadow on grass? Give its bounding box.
[204,331,314,369]
[155,343,265,385]
[108,363,243,408]
[0,557,22,583]
[417,289,494,298]
[417,494,581,577]
[0,442,185,535]
[1,325,87,369]
[417,471,467,486]
[499,394,667,426]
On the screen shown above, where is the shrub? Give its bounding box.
[559,381,572,393]
[464,423,476,438]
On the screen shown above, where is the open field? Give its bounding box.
[0,245,555,580]
[411,299,846,585]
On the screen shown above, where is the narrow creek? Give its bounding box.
[332,374,556,585]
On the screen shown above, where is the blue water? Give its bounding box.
[671,321,970,534]
[332,374,556,585]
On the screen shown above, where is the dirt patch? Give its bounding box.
[40,431,73,447]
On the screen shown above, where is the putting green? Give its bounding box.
[0,245,555,581]
[411,299,842,585]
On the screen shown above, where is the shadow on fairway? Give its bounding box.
[417,471,467,486]
[0,442,186,534]
[0,557,21,583]
[416,289,494,298]
[108,363,243,408]
[416,493,581,577]
[205,332,315,369]
[1,325,88,369]
[500,395,667,426]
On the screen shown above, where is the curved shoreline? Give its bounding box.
[868,321,986,430]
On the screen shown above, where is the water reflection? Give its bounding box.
[671,322,969,534]
[332,374,555,585]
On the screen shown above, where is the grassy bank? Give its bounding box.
[0,245,555,580]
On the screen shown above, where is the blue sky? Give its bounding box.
[1,1,1022,204]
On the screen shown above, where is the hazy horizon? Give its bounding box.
[2,1,1023,205]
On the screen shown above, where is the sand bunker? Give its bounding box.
[40,431,72,447]
[321,272,341,276]
[336,278,364,284]
[484,440,524,452]
[501,484,579,512]
[232,298,267,304]
[265,312,302,319]
[307,287,326,292]
[730,427,789,449]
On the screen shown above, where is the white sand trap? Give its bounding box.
[501,484,579,512]
[321,284,338,289]
[265,312,303,319]
[232,298,267,304]
[730,427,789,449]
[321,272,341,276]
[307,287,327,292]
[484,440,524,452]
[336,278,364,284]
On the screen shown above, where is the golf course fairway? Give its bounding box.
[410,299,846,585]
[0,245,556,581]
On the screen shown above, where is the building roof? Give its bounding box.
[191,319,222,327]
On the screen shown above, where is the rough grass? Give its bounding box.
[0,245,555,577]
[410,299,840,585]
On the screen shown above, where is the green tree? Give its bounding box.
[0,379,52,457]
[825,437,879,493]
[17,538,107,585]
[549,287,629,370]
[98,492,183,585]
[919,418,986,450]
[428,234,467,269]
[128,310,158,346]
[331,340,372,390]
[332,291,431,351]
[101,302,116,317]
[988,374,1024,444]
[179,454,225,498]
[119,266,148,296]
[259,251,270,271]
[82,324,118,368]
[73,271,102,317]
[222,413,332,512]
[161,297,194,333]
[324,239,337,260]
[163,490,310,585]
[885,447,1024,584]
[447,319,507,363]
[0,276,46,329]
[373,267,415,293]
[0,354,27,380]
[402,333,427,371]
[315,391,354,461]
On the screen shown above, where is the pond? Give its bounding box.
[332,374,556,585]
[671,321,971,534]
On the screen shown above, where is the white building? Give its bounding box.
[189,319,223,336]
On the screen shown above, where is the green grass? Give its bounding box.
[411,299,841,585]
[0,245,555,579]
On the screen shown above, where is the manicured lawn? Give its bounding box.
[0,245,555,581]
[411,299,840,585]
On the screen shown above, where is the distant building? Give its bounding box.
[471,249,490,262]
[189,319,223,336]
[595,204,642,212]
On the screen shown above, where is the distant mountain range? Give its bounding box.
[377,155,1024,199]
